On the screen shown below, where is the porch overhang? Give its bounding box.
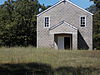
[49,21,78,50]
[49,20,77,34]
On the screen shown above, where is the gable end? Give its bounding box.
[37,0,93,17]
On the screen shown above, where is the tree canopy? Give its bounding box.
[0,0,47,47]
[90,0,100,9]
[89,0,100,49]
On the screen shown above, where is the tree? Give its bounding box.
[0,0,47,47]
[0,0,14,47]
[93,11,100,49]
[90,0,100,9]
[89,0,100,49]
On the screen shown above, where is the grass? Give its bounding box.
[0,47,100,69]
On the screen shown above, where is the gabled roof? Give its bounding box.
[37,0,93,17]
[49,20,77,30]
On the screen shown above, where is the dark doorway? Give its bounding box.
[64,37,71,49]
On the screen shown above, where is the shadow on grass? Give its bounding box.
[0,63,53,75]
[0,63,100,75]
[55,67,100,75]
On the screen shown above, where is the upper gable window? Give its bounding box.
[45,17,50,28]
[80,16,86,27]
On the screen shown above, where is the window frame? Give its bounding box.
[44,16,50,28]
[80,16,86,27]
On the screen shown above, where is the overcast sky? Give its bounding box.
[0,0,94,9]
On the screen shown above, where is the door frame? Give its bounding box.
[57,34,72,50]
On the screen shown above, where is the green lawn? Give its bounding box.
[0,47,100,69]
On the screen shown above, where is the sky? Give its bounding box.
[0,0,94,9]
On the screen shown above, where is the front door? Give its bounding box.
[64,37,71,49]
[58,36,71,50]
[58,37,64,49]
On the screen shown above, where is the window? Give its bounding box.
[80,16,86,27]
[45,17,50,28]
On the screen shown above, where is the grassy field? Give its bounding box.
[0,47,100,69]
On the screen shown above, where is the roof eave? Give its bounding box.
[49,20,78,31]
[37,0,93,17]
[37,1,62,17]
[67,0,93,15]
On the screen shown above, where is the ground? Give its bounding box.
[0,47,100,75]
[0,47,100,69]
